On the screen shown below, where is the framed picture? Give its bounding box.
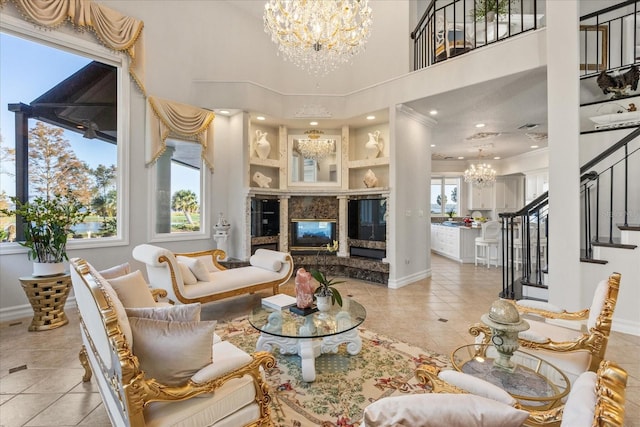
[580,25,608,71]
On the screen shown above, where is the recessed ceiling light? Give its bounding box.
[429,110,438,116]
[309,121,318,126]
[475,123,486,128]
[458,156,465,160]
[256,116,266,121]
[531,145,539,149]
[430,144,436,147]
[366,115,375,120]
[494,156,501,160]
[219,110,230,115]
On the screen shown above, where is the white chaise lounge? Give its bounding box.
[132,244,294,305]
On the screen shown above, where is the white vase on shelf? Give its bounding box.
[254,130,271,160]
[365,130,382,159]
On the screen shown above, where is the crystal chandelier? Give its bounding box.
[464,150,497,187]
[297,130,336,161]
[263,0,373,76]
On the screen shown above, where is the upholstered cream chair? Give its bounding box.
[70,257,275,427]
[469,272,621,384]
[386,359,626,427]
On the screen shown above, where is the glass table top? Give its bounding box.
[248,297,367,339]
[451,344,570,410]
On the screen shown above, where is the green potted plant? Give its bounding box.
[471,0,515,22]
[1,194,88,276]
[447,208,456,220]
[310,240,344,308]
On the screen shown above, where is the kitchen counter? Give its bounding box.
[430,223,481,263]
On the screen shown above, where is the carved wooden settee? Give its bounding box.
[132,244,294,305]
[69,257,275,426]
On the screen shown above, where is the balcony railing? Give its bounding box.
[411,0,544,71]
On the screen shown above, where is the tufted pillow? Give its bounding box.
[250,253,282,272]
[176,256,211,282]
[107,270,157,308]
[363,394,529,427]
[560,371,597,426]
[98,262,131,280]
[125,303,201,322]
[177,262,197,285]
[129,317,217,386]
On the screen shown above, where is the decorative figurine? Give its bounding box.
[295,267,315,309]
[254,130,271,159]
[365,130,383,159]
[252,171,272,188]
[363,169,378,188]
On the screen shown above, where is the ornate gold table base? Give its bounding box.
[20,274,71,331]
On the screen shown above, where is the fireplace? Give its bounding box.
[290,219,336,251]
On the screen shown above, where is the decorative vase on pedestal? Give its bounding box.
[481,300,530,372]
[254,130,271,160]
[365,130,382,159]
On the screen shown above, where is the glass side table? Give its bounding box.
[248,298,366,382]
[451,344,570,410]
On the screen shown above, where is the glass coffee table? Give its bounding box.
[451,344,570,410]
[248,298,366,382]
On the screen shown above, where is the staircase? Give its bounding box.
[500,1,640,304]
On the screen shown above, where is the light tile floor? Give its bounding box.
[1,254,638,426]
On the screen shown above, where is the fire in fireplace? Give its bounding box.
[290,219,336,251]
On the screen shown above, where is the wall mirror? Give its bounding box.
[288,133,341,186]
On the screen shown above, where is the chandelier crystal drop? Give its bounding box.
[263,0,373,76]
[464,163,497,187]
[297,130,336,161]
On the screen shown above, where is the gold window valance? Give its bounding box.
[146,96,215,173]
[3,0,146,94]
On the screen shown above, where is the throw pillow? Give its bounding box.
[98,262,131,280]
[176,256,211,282]
[561,371,597,426]
[438,369,516,406]
[250,253,282,272]
[363,394,529,427]
[128,317,217,386]
[107,270,157,308]
[125,303,201,322]
[178,262,197,286]
[96,273,133,348]
[194,254,219,272]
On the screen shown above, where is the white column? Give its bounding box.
[546,1,582,310]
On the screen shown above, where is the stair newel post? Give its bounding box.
[609,167,614,244]
[595,175,600,244]
[624,144,628,227]
[585,181,592,259]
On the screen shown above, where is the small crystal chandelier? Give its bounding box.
[297,130,336,161]
[464,150,497,187]
[263,0,373,76]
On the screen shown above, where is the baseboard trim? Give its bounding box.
[0,297,77,324]
[388,269,430,289]
[612,317,640,337]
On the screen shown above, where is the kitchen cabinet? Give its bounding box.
[495,175,525,213]
[525,170,548,203]
[431,224,481,263]
[468,183,494,210]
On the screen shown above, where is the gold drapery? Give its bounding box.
[147,96,215,173]
[4,0,145,94]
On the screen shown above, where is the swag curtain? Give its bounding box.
[146,97,215,173]
[4,0,146,94]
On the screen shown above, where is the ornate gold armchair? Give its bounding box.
[413,360,627,426]
[70,257,275,427]
[469,272,621,383]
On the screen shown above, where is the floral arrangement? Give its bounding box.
[311,240,344,306]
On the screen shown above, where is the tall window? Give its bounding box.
[0,27,125,246]
[431,176,460,216]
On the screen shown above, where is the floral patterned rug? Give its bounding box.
[215,316,451,427]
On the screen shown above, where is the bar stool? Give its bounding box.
[475,221,500,268]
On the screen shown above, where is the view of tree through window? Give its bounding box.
[0,31,119,242]
[430,177,460,216]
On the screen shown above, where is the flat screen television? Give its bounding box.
[290,219,336,250]
[348,198,386,241]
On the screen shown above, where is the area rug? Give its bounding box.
[214,316,452,427]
